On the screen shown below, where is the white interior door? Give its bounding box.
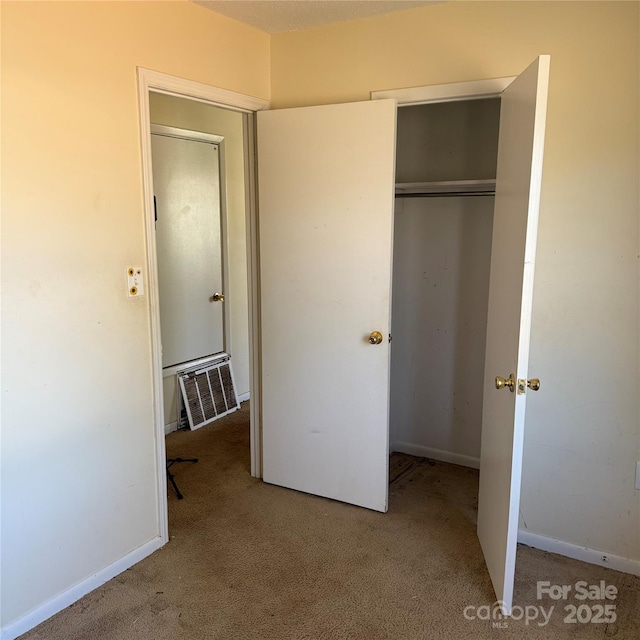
[257,100,397,512]
[151,129,225,368]
[477,56,550,613]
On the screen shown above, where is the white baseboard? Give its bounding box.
[392,441,480,470]
[390,443,640,576]
[238,392,250,403]
[0,536,165,640]
[164,421,178,435]
[517,530,640,577]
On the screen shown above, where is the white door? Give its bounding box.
[257,100,397,512]
[151,128,225,368]
[477,55,550,614]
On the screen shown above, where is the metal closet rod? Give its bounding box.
[395,191,495,198]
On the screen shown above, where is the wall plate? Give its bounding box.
[127,266,145,297]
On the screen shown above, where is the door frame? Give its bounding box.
[373,73,541,612]
[137,68,268,544]
[371,76,516,105]
[370,73,516,467]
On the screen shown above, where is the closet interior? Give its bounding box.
[389,97,501,471]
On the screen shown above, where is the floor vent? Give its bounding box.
[178,406,189,431]
[178,357,240,430]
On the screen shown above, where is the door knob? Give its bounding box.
[495,374,515,392]
[368,331,383,345]
[527,378,541,391]
[212,292,225,302]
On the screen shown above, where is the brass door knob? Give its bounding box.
[495,374,515,392]
[212,292,225,302]
[368,331,383,345]
[527,378,541,391]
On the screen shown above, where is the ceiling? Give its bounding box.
[193,1,438,34]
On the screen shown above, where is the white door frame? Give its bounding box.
[372,74,535,609]
[137,68,268,544]
[370,73,517,460]
[371,76,516,105]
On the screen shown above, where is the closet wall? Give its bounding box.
[390,100,500,467]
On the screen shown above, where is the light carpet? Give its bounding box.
[22,403,640,639]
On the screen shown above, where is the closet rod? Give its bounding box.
[395,191,495,198]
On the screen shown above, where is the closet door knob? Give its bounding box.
[368,331,383,345]
[527,378,541,391]
[495,374,515,392]
[212,292,225,302]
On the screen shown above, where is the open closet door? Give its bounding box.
[477,55,550,613]
[257,100,397,512]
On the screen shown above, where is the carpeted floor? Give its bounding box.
[22,403,640,639]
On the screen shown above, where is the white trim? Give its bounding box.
[371,76,516,106]
[0,537,163,640]
[391,441,480,470]
[390,445,640,576]
[139,68,268,113]
[150,123,225,145]
[137,68,268,545]
[517,530,640,577]
[138,70,170,546]
[164,421,178,435]
[238,392,250,403]
[218,138,232,357]
[244,113,263,479]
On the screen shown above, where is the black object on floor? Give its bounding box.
[167,457,199,499]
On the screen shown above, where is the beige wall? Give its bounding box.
[149,94,250,426]
[0,0,268,630]
[271,1,640,562]
[2,0,639,634]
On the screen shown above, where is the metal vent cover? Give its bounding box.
[178,359,240,430]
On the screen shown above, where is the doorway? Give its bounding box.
[149,95,247,437]
[137,68,268,544]
[388,95,501,598]
[390,97,501,469]
[150,96,249,506]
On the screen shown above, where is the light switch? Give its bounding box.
[127,266,145,297]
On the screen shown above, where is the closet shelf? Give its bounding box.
[395,179,496,198]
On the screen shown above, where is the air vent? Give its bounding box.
[178,359,239,430]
